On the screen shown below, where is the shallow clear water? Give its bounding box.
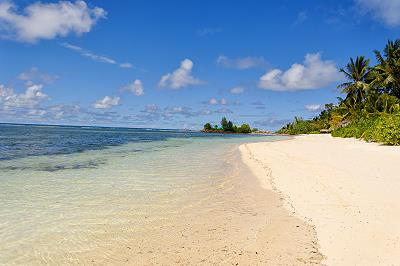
[0,124,285,264]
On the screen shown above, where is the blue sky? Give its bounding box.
[1,0,399,130]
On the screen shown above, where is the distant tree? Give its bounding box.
[221,117,228,131]
[202,117,253,134]
[203,123,212,131]
[237,123,251,133]
[227,121,233,131]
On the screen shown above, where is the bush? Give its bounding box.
[236,123,251,133]
[332,114,400,145]
[277,117,321,135]
[203,123,212,131]
[372,114,400,145]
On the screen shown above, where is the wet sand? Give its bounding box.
[88,149,323,265]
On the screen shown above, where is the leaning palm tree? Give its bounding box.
[372,40,400,98]
[337,56,371,109]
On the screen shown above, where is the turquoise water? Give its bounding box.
[0,124,284,264]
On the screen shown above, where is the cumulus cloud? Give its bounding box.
[159,59,202,89]
[0,83,49,109]
[93,96,120,109]
[217,55,267,69]
[207,97,227,105]
[208,97,218,105]
[18,67,58,84]
[122,79,144,96]
[0,1,106,43]
[61,43,133,68]
[229,86,244,94]
[305,104,324,112]
[356,0,400,26]
[258,53,342,91]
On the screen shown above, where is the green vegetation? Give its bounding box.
[203,117,253,134]
[277,39,400,145]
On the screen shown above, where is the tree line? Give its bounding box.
[203,117,254,133]
[277,39,400,145]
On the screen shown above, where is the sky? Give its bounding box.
[0,0,400,130]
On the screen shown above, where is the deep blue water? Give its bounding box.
[0,123,262,161]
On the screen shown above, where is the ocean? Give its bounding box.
[0,123,285,264]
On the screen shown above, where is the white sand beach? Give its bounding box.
[240,134,400,265]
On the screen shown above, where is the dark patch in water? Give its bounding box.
[0,159,106,172]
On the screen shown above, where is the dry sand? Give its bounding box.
[240,134,400,265]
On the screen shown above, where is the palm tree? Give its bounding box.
[338,56,371,109]
[372,40,400,98]
[382,39,400,59]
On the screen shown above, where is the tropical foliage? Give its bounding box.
[277,39,400,145]
[203,117,253,134]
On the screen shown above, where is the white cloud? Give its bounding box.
[356,0,400,26]
[122,79,144,96]
[93,96,120,109]
[144,104,159,112]
[217,55,266,69]
[61,43,133,68]
[207,97,227,105]
[229,86,244,94]
[18,67,58,84]
[208,97,218,105]
[0,83,49,109]
[159,59,203,89]
[61,43,115,64]
[119,63,133,68]
[28,109,47,116]
[258,53,342,91]
[305,104,324,112]
[0,1,106,43]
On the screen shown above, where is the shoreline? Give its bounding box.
[240,134,400,265]
[107,144,324,265]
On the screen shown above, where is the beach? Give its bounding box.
[3,125,400,265]
[240,134,400,265]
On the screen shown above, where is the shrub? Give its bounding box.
[236,123,251,133]
[332,114,400,145]
[372,114,400,145]
[203,123,212,131]
[277,117,321,135]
